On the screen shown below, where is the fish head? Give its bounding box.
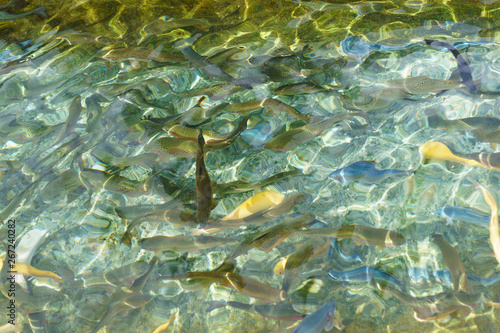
[328,171,344,184]
[386,231,405,246]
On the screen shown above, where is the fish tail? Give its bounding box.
[204,301,226,312]
[35,6,47,19]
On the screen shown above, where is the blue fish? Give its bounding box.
[435,206,490,229]
[328,266,403,291]
[425,39,477,92]
[328,161,411,185]
[292,301,336,333]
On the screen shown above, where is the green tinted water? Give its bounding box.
[1,0,500,332]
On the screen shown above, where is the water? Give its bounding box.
[1,0,500,332]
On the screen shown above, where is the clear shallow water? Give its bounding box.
[2,0,500,332]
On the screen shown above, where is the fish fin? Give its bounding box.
[376,245,384,251]
[491,143,497,150]
[204,301,226,312]
[324,319,335,331]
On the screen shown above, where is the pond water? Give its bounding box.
[1,0,500,332]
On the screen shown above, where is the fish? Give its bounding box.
[472,129,500,144]
[223,99,267,113]
[427,113,500,131]
[139,235,237,255]
[206,46,246,66]
[264,113,367,151]
[292,301,336,333]
[198,193,306,234]
[328,161,411,185]
[144,136,230,158]
[27,311,47,333]
[168,114,251,145]
[262,98,309,121]
[140,17,216,37]
[377,284,484,321]
[53,96,82,145]
[419,141,500,171]
[165,98,228,127]
[0,5,46,21]
[0,0,29,12]
[386,76,462,94]
[0,259,63,283]
[102,47,185,63]
[329,267,403,291]
[82,261,150,288]
[431,234,471,293]
[152,311,177,333]
[273,82,329,95]
[227,213,314,260]
[91,258,157,333]
[39,169,84,203]
[213,170,301,195]
[196,130,213,225]
[221,190,285,220]
[330,238,365,263]
[0,178,42,221]
[121,209,198,245]
[79,169,154,197]
[204,300,306,321]
[436,206,491,229]
[425,39,477,92]
[456,151,500,169]
[473,182,500,266]
[162,270,284,302]
[6,121,60,143]
[181,47,251,89]
[298,225,406,248]
[159,270,230,291]
[172,81,242,100]
[224,272,286,302]
[280,239,329,292]
[23,133,83,180]
[114,201,180,220]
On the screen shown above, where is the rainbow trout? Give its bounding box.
[378,284,484,321]
[431,234,471,293]
[102,47,185,63]
[121,209,198,245]
[144,136,230,158]
[169,114,250,144]
[139,235,236,255]
[181,47,251,89]
[299,225,405,248]
[386,76,462,94]
[228,213,314,260]
[53,96,82,145]
[265,113,367,151]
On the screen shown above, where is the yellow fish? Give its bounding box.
[419,142,499,171]
[0,259,63,283]
[221,190,285,220]
[474,181,500,266]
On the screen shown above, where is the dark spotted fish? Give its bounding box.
[196,130,213,224]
